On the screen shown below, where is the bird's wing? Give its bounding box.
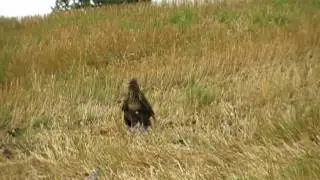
[139,92,155,117]
[121,97,129,111]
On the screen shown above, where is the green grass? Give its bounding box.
[0,0,319,179]
[170,9,198,27]
[214,10,240,24]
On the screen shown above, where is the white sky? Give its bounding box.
[0,0,56,18]
[0,0,220,18]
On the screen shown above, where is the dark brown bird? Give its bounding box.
[121,78,155,131]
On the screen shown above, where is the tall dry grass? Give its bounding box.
[0,0,320,179]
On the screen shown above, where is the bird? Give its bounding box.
[121,78,155,131]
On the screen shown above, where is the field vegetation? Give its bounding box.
[0,0,320,179]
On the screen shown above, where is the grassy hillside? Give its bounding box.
[1,0,320,179]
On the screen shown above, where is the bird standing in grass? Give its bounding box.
[121,78,155,131]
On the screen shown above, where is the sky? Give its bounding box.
[0,0,215,18]
[0,0,56,18]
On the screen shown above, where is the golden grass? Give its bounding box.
[0,0,320,179]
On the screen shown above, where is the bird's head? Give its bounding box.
[128,78,139,90]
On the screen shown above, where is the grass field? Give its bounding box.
[0,0,320,179]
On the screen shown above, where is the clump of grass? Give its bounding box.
[249,8,290,27]
[272,0,289,8]
[184,78,218,107]
[213,11,240,24]
[31,115,53,130]
[279,152,320,179]
[120,20,140,30]
[0,53,9,84]
[0,20,22,84]
[0,105,12,129]
[313,0,320,8]
[152,21,166,29]
[170,9,198,27]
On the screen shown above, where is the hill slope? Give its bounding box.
[1,0,320,179]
